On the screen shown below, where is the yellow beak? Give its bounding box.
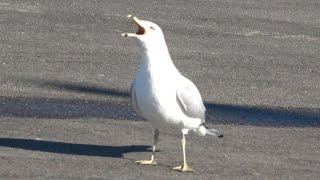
[122,15,143,37]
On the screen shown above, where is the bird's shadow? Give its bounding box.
[0,138,150,158]
[204,103,320,127]
[1,77,319,127]
[39,79,130,98]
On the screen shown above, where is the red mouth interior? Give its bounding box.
[136,25,145,35]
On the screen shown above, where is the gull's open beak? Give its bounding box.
[121,15,145,37]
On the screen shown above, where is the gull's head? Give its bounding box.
[122,15,166,49]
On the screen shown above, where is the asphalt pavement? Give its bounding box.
[0,0,319,179]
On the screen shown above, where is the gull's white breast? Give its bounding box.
[134,52,184,128]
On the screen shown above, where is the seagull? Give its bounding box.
[122,15,223,172]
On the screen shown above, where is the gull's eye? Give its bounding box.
[150,26,155,30]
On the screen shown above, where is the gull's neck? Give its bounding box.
[139,40,179,76]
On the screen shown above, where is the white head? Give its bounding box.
[122,15,167,50]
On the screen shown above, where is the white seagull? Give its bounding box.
[122,15,223,172]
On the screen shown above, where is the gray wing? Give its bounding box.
[130,80,141,115]
[176,76,206,122]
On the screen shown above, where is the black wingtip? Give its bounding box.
[218,134,223,138]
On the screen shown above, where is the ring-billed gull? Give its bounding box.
[122,15,223,172]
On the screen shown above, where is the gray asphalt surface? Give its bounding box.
[0,0,320,179]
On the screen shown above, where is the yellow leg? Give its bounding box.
[173,130,194,172]
[135,129,159,166]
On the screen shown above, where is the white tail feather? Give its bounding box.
[206,128,223,137]
[196,126,223,137]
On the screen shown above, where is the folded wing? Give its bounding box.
[176,76,206,123]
